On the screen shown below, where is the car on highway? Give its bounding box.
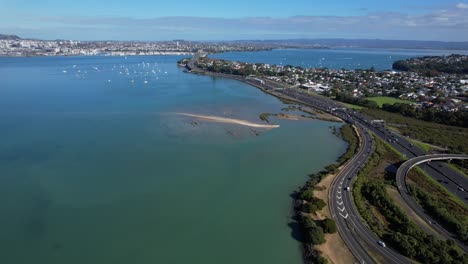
[346,187,351,191]
[378,240,386,247]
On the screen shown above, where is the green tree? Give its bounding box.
[300,189,315,202]
[307,226,326,245]
[320,218,337,234]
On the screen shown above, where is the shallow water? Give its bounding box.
[0,55,346,264]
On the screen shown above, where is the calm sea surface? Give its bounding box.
[0,55,346,263]
[211,48,468,71]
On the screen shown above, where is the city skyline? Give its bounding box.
[1,1,468,41]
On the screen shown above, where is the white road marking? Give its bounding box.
[337,200,343,205]
[339,212,349,219]
[338,189,341,193]
[337,195,342,199]
[338,206,346,212]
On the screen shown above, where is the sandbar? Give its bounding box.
[174,113,280,129]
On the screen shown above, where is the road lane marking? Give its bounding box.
[338,189,341,193]
[338,206,346,212]
[339,212,349,219]
[337,195,342,199]
[337,200,343,205]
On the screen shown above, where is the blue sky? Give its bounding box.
[1,0,468,41]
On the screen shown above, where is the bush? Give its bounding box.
[319,218,337,234]
[302,216,317,229]
[302,197,326,214]
[313,198,326,211]
[303,203,320,214]
[325,163,339,174]
[300,189,315,202]
[307,226,326,245]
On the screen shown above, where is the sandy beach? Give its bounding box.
[174,113,280,129]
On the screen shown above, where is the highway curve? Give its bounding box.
[329,124,412,264]
[396,154,468,252]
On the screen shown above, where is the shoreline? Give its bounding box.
[294,124,360,264]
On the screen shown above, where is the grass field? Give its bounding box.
[366,96,411,107]
[340,102,363,109]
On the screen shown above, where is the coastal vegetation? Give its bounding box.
[259,113,271,123]
[352,136,467,263]
[337,124,359,164]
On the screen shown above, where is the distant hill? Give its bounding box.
[392,54,468,75]
[0,34,21,40]
[231,39,468,50]
[2,34,468,50]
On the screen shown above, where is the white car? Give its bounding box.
[346,187,351,191]
[378,240,386,247]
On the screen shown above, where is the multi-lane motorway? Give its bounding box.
[329,124,412,264]
[396,154,468,251]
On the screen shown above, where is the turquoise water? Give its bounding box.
[211,48,468,71]
[0,56,346,263]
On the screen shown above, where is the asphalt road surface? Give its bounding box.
[329,124,412,264]
[396,154,468,252]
